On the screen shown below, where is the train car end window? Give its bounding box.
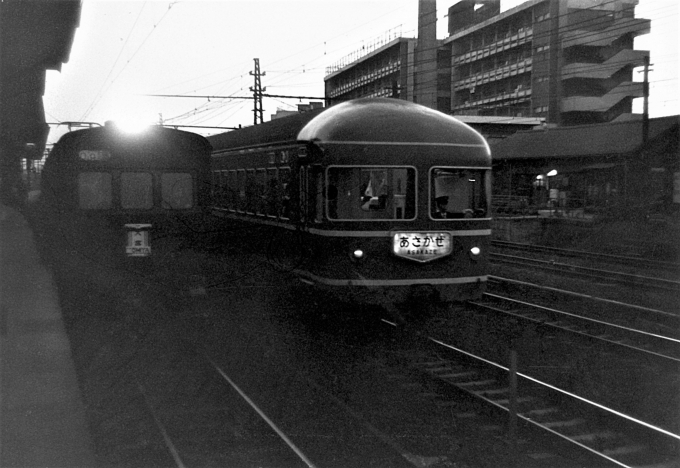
[78,172,112,209]
[327,167,416,221]
[162,173,194,209]
[431,168,488,219]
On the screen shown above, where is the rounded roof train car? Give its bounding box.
[210,98,490,166]
[208,98,492,311]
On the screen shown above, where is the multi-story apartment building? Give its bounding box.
[324,0,650,126]
[449,0,650,124]
[324,37,417,103]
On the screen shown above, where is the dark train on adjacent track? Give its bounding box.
[207,98,492,317]
[34,122,212,263]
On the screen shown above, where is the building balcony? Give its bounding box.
[453,88,532,111]
[327,62,400,98]
[452,27,533,66]
[454,58,532,91]
[562,49,648,80]
[561,81,643,113]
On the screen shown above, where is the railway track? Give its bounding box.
[135,349,322,468]
[382,315,680,468]
[491,240,680,274]
[54,238,678,467]
[476,277,680,362]
[490,251,680,292]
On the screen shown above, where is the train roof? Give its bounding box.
[298,98,488,148]
[207,109,324,151]
[52,124,212,155]
[208,98,489,152]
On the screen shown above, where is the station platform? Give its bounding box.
[0,203,95,467]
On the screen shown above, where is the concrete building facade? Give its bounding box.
[323,0,650,127]
[325,37,417,103]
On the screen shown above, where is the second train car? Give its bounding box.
[35,122,212,264]
[208,98,491,317]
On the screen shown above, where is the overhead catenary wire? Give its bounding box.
[80,1,179,122]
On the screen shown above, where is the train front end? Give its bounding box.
[36,124,212,262]
[295,98,491,310]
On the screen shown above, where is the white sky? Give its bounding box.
[44,0,679,144]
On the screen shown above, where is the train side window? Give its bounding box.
[266,168,279,218]
[211,171,220,202]
[219,170,228,208]
[327,166,416,220]
[78,172,112,209]
[430,168,488,219]
[245,169,256,214]
[121,172,153,209]
[255,169,266,216]
[279,168,291,219]
[299,167,308,223]
[227,170,237,210]
[236,170,246,212]
[161,173,193,209]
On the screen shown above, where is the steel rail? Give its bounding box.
[428,337,680,466]
[208,358,318,468]
[489,275,679,320]
[471,292,680,363]
[491,252,680,291]
[381,318,680,467]
[137,383,187,468]
[491,240,680,271]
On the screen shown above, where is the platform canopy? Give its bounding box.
[0,0,81,162]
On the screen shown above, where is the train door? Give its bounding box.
[314,169,323,223]
[299,166,308,223]
[298,164,323,224]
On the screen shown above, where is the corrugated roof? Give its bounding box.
[490,115,679,160]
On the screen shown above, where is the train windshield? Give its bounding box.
[430,168,489,219]
[327,166,416,220]
[78,172,112,209]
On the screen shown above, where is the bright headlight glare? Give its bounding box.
[353,249,364,259]
[470,246,481,256]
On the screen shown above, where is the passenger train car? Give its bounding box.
[35,122,212,263]
[208,98,491,317]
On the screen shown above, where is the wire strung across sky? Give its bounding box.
[143,93,330,101]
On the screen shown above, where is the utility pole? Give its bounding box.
[547,0,562,126]
[249,58,266,125]
[642,55,650,145]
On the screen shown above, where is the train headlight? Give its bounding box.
[352,249,364,260]
[469,246,481,259]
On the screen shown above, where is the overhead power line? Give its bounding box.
[143,93,329,101]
